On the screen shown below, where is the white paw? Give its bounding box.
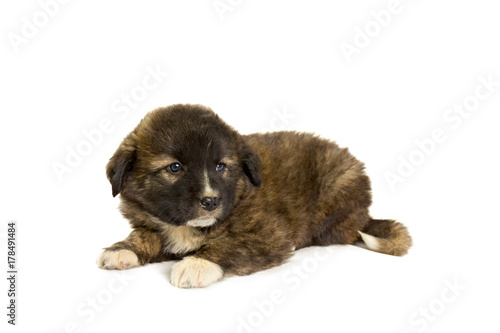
[97,249,140,270]
[170,257,223,288]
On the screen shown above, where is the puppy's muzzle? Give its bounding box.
[199,197,220,212]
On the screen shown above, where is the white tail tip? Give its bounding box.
[358,231,380,251]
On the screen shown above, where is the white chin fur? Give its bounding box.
[186,216,217,227]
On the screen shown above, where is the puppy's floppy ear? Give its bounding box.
[240,142,261,187]
[106,133,137,197]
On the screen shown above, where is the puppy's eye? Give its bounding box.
[167,163,183,173]
[216,163,226,172]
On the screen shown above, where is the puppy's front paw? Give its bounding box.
[97,249,140,270]
[171,257,223,288]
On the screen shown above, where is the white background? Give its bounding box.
[1,0,499,332]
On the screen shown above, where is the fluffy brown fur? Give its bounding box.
[98,104,412,287]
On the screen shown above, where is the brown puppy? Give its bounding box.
[98,104,412,288]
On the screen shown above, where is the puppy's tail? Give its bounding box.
[358,219,412,256]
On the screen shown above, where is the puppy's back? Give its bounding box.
[242,132,372,245]
[244,131,369,204]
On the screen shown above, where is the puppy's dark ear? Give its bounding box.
[240,142,261,187]
[106,133,137,197]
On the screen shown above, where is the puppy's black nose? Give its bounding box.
[200,197,220,211]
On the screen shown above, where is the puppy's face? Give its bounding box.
[106,104,261,228]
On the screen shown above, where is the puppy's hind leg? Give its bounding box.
[309,208,370,247]
[97,227,175,270]
[310,210,413,256]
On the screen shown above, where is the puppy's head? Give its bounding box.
[106,104,261,228]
